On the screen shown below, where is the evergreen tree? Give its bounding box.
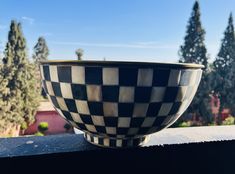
[75,48,83,60]
[32,37,49,98]
[212,13,235,121]
[0,21,40,134]
[178,1,212,123]
[32,37,49,64]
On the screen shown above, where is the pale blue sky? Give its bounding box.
[0,0,235,62]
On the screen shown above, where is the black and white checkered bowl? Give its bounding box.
[40,60,203,148]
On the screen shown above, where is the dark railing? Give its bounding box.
[1,126,235,173]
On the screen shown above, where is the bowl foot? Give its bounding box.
[84,133,150,148]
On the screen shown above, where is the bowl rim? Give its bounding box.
[40,60,204,69]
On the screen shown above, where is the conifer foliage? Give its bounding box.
[33,37,49,64]
[0,21,40,134]
[179,1,212,122]
[213,13,235,117]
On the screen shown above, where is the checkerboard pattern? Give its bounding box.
[40,64,202,147]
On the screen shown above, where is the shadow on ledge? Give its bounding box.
[0,133,235,173]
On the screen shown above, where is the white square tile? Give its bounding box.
[137,68,153,86]
[141,117,156,127]
[116,139,122,147]
[119,87,135,103]
[93,136,99,144]
[103,138,110,146]
[105,127,116,134]
[56,97,69,111]
[103,68,119,85]
[85,125,97,132]
[49,65,59,82]
[40,66,45,79]
[72,66,85,84]
[176,86,188,101]
[158,103,173,116]
[103,102,118,117]
[168,69,181,86]
[46,81,55,96]
[60,83,73,99]
[91,115,105,126]
[133,103,149,117]
[150,87,166,102]
[70,112,83,123]
[86,85,102,101]
[118,117,131,127]
[75,100,90,115]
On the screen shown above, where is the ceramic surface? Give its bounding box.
[40,61,203,148]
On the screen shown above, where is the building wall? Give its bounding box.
[24,110,74,135]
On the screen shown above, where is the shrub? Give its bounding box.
[222,116,235,125]
[34,131,44,136]
[64,123,71,131]
[178,121,191,127]
[38,122,49,132]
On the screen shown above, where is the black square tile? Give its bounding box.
[43,65,50,81]
[135,87,152,102]
[118,103,134,117]
[71,84,87,100]
[95,126,106,134]
[119,67,138,86]
[163,87,179,102]
[103,117,118,127]
[146,102,162,116]
[80,114,93,124]
[64,99,77,113]
[51,82,62,97]
[57,66,72,83]
[75,123,87,131]
[49,96,59,108]
[130,118,145,127]
[61,110,73,121]
[169,102,182,115]
[85,67,102,84]
[98,137,104,145]
[102,86,119,102]
[88,102,104,115]
[117,128,129,135]
[152,68,170,86]
[153,117,166,126]
[138,127,150,135]
[110,139,116,147]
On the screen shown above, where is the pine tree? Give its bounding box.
[32,37,49,97]
[75,48,84,60]
[0,20,40,134]
[179,1,208,70]
[212,13,235,121]
[225,60,235,115]
[33,37,49,64]
[178,1,212,123]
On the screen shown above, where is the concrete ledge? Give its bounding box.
[1,126,235,173]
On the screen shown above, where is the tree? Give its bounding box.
[212,13,235,122]
[32,37,49,64]
[0,20,40,135]
[178,1,212,123]
[75,48,83,60]
[32,37,49,97]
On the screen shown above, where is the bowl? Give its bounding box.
[40,60,203,148]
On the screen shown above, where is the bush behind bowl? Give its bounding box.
[40,60,203,148]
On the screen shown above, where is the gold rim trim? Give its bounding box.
[40,60,204,68]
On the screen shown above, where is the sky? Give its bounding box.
[0,0,235,63]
